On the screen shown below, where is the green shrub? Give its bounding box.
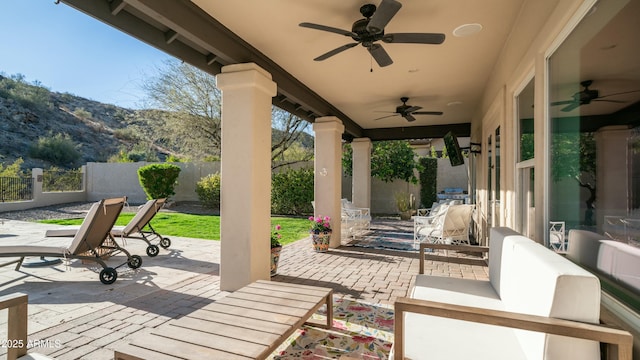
[419,157,437,208]
[271,167,314,215]
[43,167,82,192]
[109,145,159,163]
[137,163,181,200]
[195,173,221,209]
[28,133,81,167]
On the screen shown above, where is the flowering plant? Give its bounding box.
[309,215,332,234]
[271,224,282,248]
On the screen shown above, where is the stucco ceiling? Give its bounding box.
[59,0,640,140]
[190,0,524,131]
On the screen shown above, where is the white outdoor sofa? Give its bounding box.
[393,227,633,360]
[567,229,640,293]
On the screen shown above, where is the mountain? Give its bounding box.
[0,73,314,170]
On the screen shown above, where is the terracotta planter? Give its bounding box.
[399,210,412,221]
[311,231,331,252]
[270,246,282,277]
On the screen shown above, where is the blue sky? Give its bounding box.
[0,0,172,109]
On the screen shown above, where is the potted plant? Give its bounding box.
[309,215,332,252]
[270,224,283,276]
[395,191,416,220]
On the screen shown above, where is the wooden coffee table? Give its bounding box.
[114,280,333,360]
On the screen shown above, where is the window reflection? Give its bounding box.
[548,0,640,299]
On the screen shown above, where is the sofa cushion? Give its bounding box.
[412,275,503,310]
[403,312,528,360]
[598,240,640,292]
[500,241,601,360]
[566,229,605,270]
[488,227,530,297]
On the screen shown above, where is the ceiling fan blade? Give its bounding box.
[373,114,400,121]
[561,102,580,112]
[405,106,422,113]
[598,89,640,99]
[314,43,359,61]
[413,111,443,115]
[594,99,627,103]
[550,100,575,106]
[299,22,357,37]
[383,33,445,44]
[366,0,402,34]
[404,113,417,122]
[368,44,393,67]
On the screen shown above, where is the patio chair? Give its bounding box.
[46,198,170,257]
[413,204,450,246]
[549,221,566,252]
[341,198,371,239]
[0,197,142,284]
[421,204,475,245]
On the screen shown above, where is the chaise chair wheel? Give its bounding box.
[99,268,117,284]
[128,255,143,269]
[160,237,171,249]
[146,245,160,257]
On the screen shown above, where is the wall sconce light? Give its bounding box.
[319,168,328,177]
[470,142,482,154]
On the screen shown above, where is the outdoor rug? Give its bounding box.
[346,231,417,252]
[269,298,395,359]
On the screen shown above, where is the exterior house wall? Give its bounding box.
[471,0,585,243]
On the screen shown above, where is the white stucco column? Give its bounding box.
[313,116,344,247]
[351,138,372,209]
[595,126,630,232]
[216,63,277,291]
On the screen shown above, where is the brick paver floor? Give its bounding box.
[0,218,488,359]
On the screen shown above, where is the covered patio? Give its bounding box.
[4,0,640,357]
[0,219,487,359]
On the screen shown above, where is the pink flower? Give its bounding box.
[275,224,281,230]
[324,216,330,221]
[316,218,322,223]
[308,216,314,221]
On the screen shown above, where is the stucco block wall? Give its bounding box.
[85,162,219,204]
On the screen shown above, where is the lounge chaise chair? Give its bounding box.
[46,198,171,257]
[0,197,142,284]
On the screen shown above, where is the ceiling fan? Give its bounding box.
[374,97,443,122]
[299,0,445,67]
[551,80,640,112]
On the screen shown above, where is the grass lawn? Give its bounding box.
[39,213,310,245]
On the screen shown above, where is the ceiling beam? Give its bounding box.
[60,0,363,138]
[362,123,471,141]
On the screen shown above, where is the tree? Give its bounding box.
[551,132,596,225]
[343,140,421,183]
[271,107,312,168]
[142,60,312,168]
[141,60,222,159]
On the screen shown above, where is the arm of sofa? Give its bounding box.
[393,297,633,360]
[419,242,489,273]
[0,293,28,360]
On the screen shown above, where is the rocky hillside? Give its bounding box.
[0,74,147,169]
[0,74,313,170]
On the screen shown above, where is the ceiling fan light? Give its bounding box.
[453,23,483,37]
